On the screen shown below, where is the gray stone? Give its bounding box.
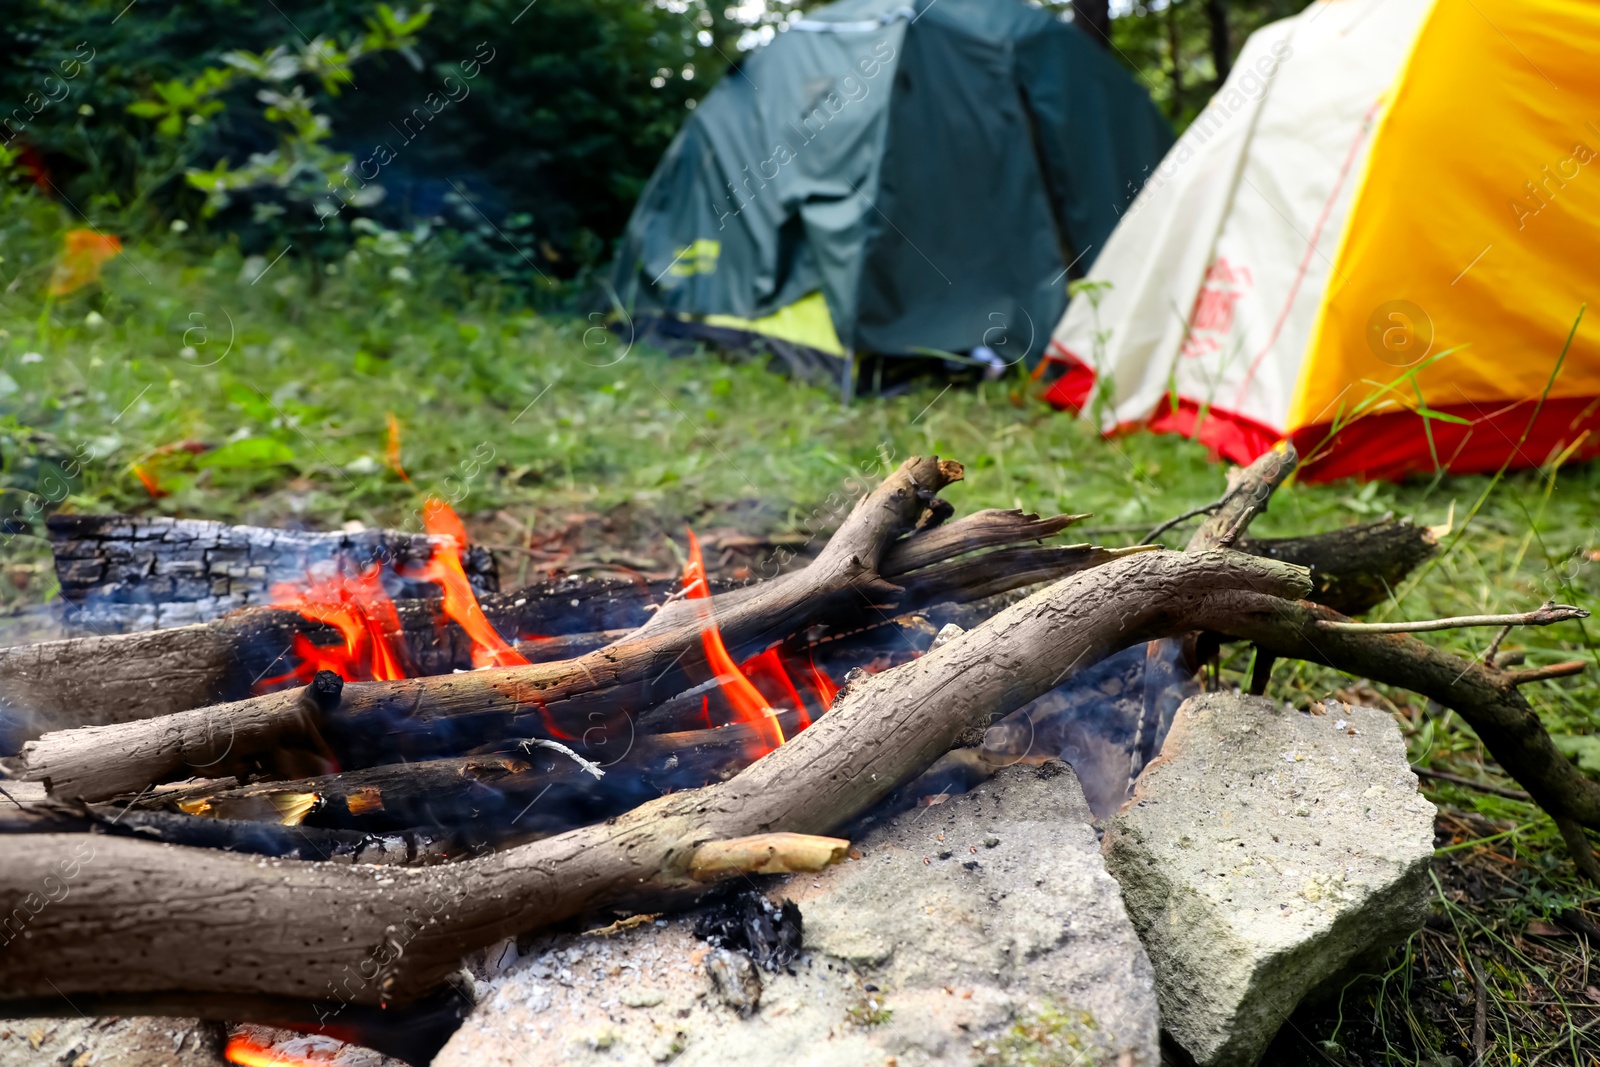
[0,1016,225,1067]
[435,762,1159,1066]
[1102,693,1435,1067]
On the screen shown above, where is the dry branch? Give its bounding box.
[0,547,1312,1005]
[878,508,1088,573]
[0,574,687,744]
[1127,443,1299,777]
[3,672,345,801]
[1313,603,1588,634]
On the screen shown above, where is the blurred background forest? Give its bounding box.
[1,0,1311,293]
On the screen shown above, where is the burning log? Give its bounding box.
[0,573,686,746]
[0,509,1096,745]
[0,546,1314,1005]
[46,511,498,633]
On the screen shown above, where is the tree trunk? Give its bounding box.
[1206,0,1231,84]
[1166,0,1185,120]
[1072,0,1111,47]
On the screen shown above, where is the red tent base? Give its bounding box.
[1290,395,1600,482]
[1043,365,1600,482]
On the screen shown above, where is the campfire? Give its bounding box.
[1,447,1593,1065]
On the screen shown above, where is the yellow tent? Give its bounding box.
[1046,0,1600,481]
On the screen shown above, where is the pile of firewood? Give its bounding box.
[1,445,1594,1030]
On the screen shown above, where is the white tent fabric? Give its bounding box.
[1048,0,1433,436]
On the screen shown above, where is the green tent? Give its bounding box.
[612,0,1172,391]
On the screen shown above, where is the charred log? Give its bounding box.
[0,801,465,865]
[46,511,498,633]
[162,714,810,838]
[1239,517,1440,616]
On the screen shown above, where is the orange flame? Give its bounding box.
[384,412,411,482]
[422,498,529,669]
[683,529,785,753]
[225,1035,323,1066]
[802,654,838,713]
[265,498,529,686]
[48,229,121,295]
[263,564,409,686]
[740,647,811,731]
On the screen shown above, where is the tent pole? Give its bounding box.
[840,351,856,404]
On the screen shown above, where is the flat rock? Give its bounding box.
[1102,693,1435,1067]
[435,762,1159,1066]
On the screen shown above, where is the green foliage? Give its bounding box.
[0,0,810,274]
[119,5,433,231]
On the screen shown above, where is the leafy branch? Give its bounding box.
[124,4,433,219]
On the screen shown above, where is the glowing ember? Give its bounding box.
[225,1035,322,1066]
[683,529,786,752]
[422,498,530,669]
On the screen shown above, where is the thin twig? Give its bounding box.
[1139,498,1225,545]
[1314,604,1589,635]
[520,738,605,781]
[1412,765,1532,802]
[1484,622,1515,665]
[1505,661,1588,686]
[1524,1011,1600,1067]
[1470,955,1488,1066]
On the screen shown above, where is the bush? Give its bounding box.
[0,0,804,276]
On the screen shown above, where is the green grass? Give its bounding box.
[5,204,1600,1062]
